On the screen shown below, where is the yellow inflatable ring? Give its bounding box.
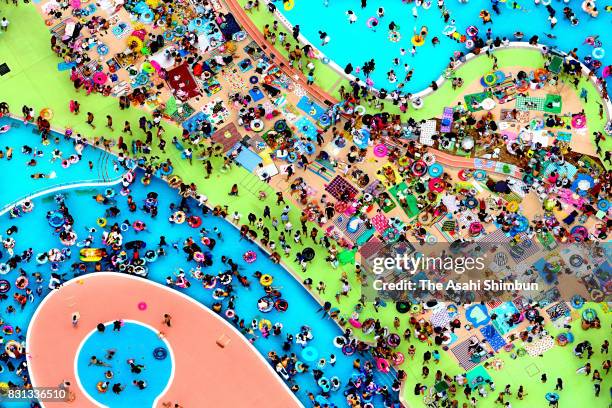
[284,0,294,11]
[97,218,107,227]
[260,274,273,287]
[411,35,425,47]
[506,201,519,212]
[40,108,53,120]
[127,36,143,51]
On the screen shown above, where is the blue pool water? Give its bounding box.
[0,129,398,406]
[0,117,124,210]
[280,0,611,93]
[76,322,172,408]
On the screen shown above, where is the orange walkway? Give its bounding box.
[26,273,300,408]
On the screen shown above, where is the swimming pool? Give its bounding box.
[0,128,398,406]
[0,116,124,211]
[279,0,610,94]
[76,321,173,408]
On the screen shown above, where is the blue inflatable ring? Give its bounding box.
[301,346,318,362]
[305,143,316,155]
[428,163,443,177]
[153,347,168,360]
[96,44,109,56]
[597,199,609,211]
[287,152,298,163]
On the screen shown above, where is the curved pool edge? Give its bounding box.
[26,272,302,408]
[234,2,611,120]
[0,114,134,217]
[72,319,176,408]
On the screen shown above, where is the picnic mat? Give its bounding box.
[465,91,493,112]
[295,116,318,140]
[544,94,562,114]
[451,336,489,371]
[325,175,359,200]
[440,107,454,133]
[211,122,242,153]
[479,325,507,352]
[296,96,325,121]
[332,214,370,243]
[419,120,438,145]
[515,95,545,112]
[545,302,570,321]
[359,236,385,260]
[389,183,420,218]
[371,213,390,234]
[525,336,555,357]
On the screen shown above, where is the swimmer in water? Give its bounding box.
[544,33,557,39]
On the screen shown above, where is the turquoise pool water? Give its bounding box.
[0,128,399,406]
[76,322,172,408]
[0,117,124,210]
[280,0,611,93]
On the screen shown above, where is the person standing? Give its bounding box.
[71,312,80,328]
[86,112,95,128]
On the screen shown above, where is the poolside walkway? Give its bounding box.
[26,273,300,408]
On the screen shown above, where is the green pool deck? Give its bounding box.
[1,6,610,408]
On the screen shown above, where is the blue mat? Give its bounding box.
[230,144,262,172]
[465,304,490,328]
[182,112,208,133]
[295,117,318,140]
[297,96,325,121]
[491,301,520,334]
[466,365,493,387]
[533,257,558,285]
[249,87,265,102]
[57,61,77,71]
[479,324,506,351]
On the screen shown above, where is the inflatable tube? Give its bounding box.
[428,163,443,177]
[243,250,257,263]
[376,358,390,373]
[275,299,288,312]
[373,144,388,157]
[153,347,168,360]
[0,264,10,275]
[301,346,318,362]
[260,274,273,286]
[333,336,347,348]
[257,296,275,313]
[187,216,202,228]
[411,160,427,177]
[592,47,605,60]
[342,344,355,356]
[0,279,10,293]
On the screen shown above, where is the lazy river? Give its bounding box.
[278,0,611,94]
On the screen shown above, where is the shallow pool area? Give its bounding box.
[76,321,172,408]
[280,0,610,93]
[0,116,124,211]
